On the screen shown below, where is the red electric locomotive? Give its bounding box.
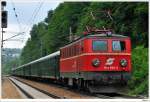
[60,28,131,93]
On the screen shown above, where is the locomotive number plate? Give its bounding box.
[104,66,119,70]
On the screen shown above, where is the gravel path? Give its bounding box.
[2,77,23,99]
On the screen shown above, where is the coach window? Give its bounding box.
[112,41,126,51]
[93,40,107,51]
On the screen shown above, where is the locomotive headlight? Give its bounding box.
[120,59,127,67]
[92,58,100,67]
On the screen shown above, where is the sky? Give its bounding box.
[2,0,62,48]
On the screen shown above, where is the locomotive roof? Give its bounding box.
[79,34,129,41]
[12,51,60,70]
[60,34,129,49]
[87,34,128,38]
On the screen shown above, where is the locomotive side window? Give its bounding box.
[93,40,107,51]
[112,41,125,51]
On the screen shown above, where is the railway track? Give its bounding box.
[11,76,144,99]
[9,77,60,99]
[11,76,96,99]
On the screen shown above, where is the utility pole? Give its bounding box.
[1,28,4,48]
[1,1,7,97]
[69,27,73,42]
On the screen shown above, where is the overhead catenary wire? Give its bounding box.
[23,1,43,28]
[3,39,24,42]
[24,0,45,34]
[3,0,26,45]
[20,0,45,48]
[3,0,45,48]
[11,0,22,32]
[3,32,25,42]
[23,0,42,32]
[5,31,23,33]
[4,0,44,43]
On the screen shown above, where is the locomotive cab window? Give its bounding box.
[93,40,107,51]
[112,41,126,51]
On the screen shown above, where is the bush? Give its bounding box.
[128,46,148,96]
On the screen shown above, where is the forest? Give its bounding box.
[4,2,148,96]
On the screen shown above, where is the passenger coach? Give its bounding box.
[12,51,60,79]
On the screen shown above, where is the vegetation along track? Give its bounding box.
[95,93,142,99]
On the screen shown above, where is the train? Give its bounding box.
[12,29,131,93]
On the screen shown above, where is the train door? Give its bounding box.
[29,65,31,76]
[54,56,60,78]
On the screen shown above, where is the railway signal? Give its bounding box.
[1,10,8,28]
[1,1,7,48]
[1,1,8,28]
